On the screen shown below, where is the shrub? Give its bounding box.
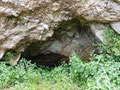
[69,53,120,89]
[0,59,79,90]
[91,29,120,62]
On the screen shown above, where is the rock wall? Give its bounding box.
[0,0,120,62]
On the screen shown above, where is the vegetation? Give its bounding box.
[0,29,120,90]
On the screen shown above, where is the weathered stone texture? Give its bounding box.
[73,0,120,22]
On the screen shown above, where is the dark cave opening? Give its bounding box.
[23,18,99,67]
[25,53,69,67]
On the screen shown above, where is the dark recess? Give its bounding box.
[25,53,69,67]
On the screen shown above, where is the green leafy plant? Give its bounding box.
[0,59,79,89]
[91,29,120,62]
[69,53,120,89]
[103,28,120,56]
[3,52,16,61]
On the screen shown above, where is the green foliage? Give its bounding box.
[91,29,120,62]
[69,53,120,89]
[0,59,79,90]
[3,52,16,61]
[104,28,120,56]
[105,29,120,57]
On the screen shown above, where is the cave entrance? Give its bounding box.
[25,53,69,67]
[23,18,99,67]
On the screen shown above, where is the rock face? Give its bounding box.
[0,0,120,63]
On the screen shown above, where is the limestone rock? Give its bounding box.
[73,0,120,22]
[90,23,108,42]
[110,22,120,34]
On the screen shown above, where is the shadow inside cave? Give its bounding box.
[25,53,69,67]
